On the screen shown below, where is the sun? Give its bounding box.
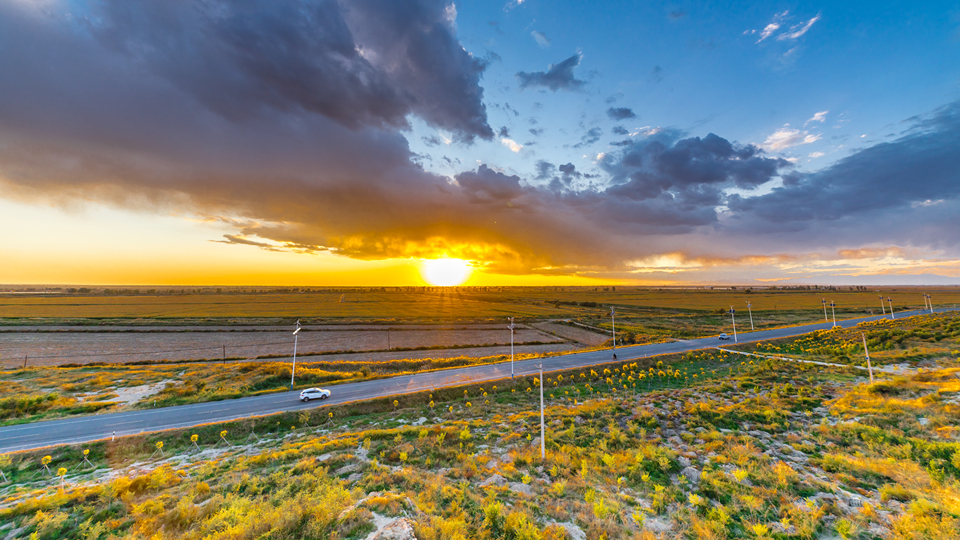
[420,258,472,286]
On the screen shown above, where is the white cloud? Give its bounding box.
[501,138,523,152]
[778,14,821,40]
[805,110,828,125]
[759,124,821,151]
[755,10,788,43]
[531,30,550,48]
[808,151,825,158]
[504,0,524,11]
[757,22,781,42]
[911,199,944,208]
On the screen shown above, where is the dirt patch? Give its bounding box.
[113,380,173,406]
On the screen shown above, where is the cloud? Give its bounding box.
[501,138,524,152]
[572,127,603,147]
[516,54,586,92]
[455,165,523,203]
[759,126,821,151]
[778,14,821,40]
[2,0,957,279]
[504,0,524,11]
[606,107,637,120]
[805,110,829,125]
[611,126,629,136]
[498,126,510,138]
[650,65,663,83]
[728,101,960,236]
[531,30,551,48]
[755,11,788,43]
[668,10,687,20]
[808,151,825,158]
[529,127,544,136]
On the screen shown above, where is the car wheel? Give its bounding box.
[304,397,310,402]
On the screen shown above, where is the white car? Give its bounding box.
[300,388,331,402]
[718,333,731,340]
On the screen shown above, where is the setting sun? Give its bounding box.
[420,258,472,286]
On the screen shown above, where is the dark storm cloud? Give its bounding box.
[612,126,630,136]
[89,0,493,142]
[422,135,442,147]
[516,54,586,92]
[529,128,544,136]
[498,126,511,138]
[599,131,791,222]
[455,165,524,203]
[728,101,960,228]
[607,107,637,120]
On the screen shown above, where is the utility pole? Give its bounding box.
[879,295,885,315]
[539,360,545,461]
[830,301,837,327]
[822,299,829,324]
[888,298,895,320]
[746,301,754,331]
[862,333,874,383]
[508,317,515,377]
[729,306,738,343]
[610,307,617,358]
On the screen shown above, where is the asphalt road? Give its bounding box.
[0,308,950,453]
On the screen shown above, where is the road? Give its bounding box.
[0,308,950,453]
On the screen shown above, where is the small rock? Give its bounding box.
[677,456,692,468]
[508,482,533,496]
[347,472,364,483]
[371,517,418,540]
[681,467,701,484]
[480,474,507,487]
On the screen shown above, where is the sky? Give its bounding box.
[1,0,959,286]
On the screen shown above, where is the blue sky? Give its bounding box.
[1,0,959,285]
[411,1,959,184]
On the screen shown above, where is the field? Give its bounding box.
[1,329,958,539]
[2,286,958,323]
[0,324,563,367]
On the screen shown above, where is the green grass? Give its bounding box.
[6,345,959,539]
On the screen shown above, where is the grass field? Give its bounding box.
[1,336,957,539]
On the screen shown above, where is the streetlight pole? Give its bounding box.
[538,360,545,461]
[610,307,617,359]
[508,317,515,377]
[878,295,885,315]
[888,297,895,320]
[745,301,754,331]
[290,319,301,390]
[830,301,837,327]
[821,299,829,324]
[729,306,737,343]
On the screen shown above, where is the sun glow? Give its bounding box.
[420,258,472,286]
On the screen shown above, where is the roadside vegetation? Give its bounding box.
[2,313,957,428]
[1,341,958,539]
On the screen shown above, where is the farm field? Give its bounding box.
[2,286,958,323]
[0,324,563,367]
[0,334,957,539]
